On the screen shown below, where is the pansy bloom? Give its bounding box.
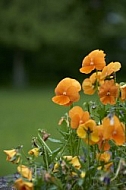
[52,77,81,106]
[98,80,119,105]
[64,156,81,169]
[77,119,99,145]
[17,165,32,180]
[82,72,104,95]
[14,178,33,190]
[80,49,106,74]
[69,106,90,129]
[100,62,121,80]
[102,115,125,145]
[96,125,110,151]
[96,151,111,163]
[28,148,39,157]
[4,149,20,164]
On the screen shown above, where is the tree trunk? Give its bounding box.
[12,50,27,88]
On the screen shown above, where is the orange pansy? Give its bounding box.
[82,72,104,95]
[69,106,90,129]
[96,125,110,151]
[14,178,34,190]
[120,83,126,101]
[98,80,119,105]
[96,151,111,163]
[102,115,125,145]
[101,62,121,80]
[52,78,81,106]
[80,49,106,74]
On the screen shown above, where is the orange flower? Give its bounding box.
[120,83,126,101]
[69,106,90,129]
[14,178,34,190]
[96,151,111,163]
[17,165,32,180]
[52,78,81,106]
[77,119,99,145]
[98,80,119,105]
[96,125,110,151]
[82,72,104,95]
[80,49,106,74]
[102,115,125,145]
[100,62,121,80]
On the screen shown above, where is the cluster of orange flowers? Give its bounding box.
[3,49,126,189]
[52,49,126,149]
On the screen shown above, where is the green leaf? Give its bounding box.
[48,138,62,143]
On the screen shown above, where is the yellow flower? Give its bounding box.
[64,156,81,169]
[3,149,20,164]
[17,165,32,181]
[77,120,99,145]
[28,148,39,157]
[96,151,111,163]
[14,178,34,190]
[80,171,86,178]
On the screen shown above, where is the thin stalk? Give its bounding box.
[38,133,52,155]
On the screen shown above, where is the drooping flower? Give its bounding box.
[28,148,39,157]
[82,72,104,95]
[17,165,32,180]
[96,125,110,151]
[64,156,81,169]
[53,156,81,173]
[69,106,90,129]
[100,62,121,80]
[120,83,126,101]
[96,151,111,163]
[52,77,81,106]
[80,49,106,74]
[96,151,113,172]
[77,119,99,145]
[82,78,96,95]
[98,80,119,105]
[102,115,125,145]
[3,149,20,164]
[14,178,34,190]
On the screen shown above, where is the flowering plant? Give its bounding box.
[4,49,126,190]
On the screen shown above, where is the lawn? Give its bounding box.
[0,87,95,176]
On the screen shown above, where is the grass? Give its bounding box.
[0,87,95,176]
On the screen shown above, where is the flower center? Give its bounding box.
[106,91,110,96]
[113,130,117,135]
[79,120,83,124]
[63,91,67,95]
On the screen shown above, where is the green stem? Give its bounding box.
[38,133,52,155]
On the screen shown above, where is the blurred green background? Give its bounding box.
[0,0,126,176]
